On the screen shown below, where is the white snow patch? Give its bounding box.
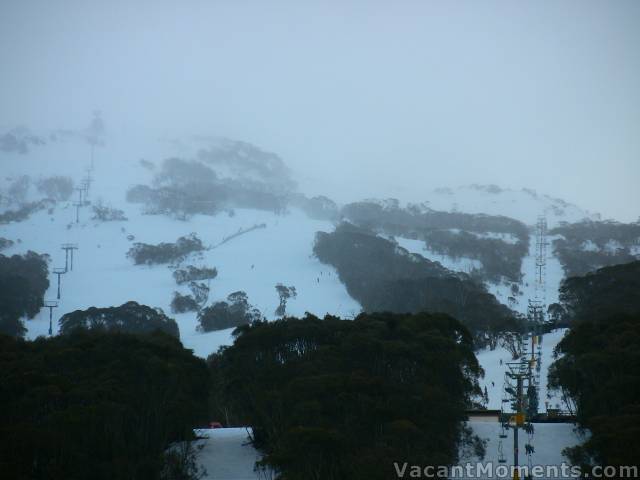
[459,421,586,474]
[486,234,564,315]
[470,231,520,245]
[425,185,596,228]
[194,428,261,479]
[580,240,599,252]
[603,239,623,254]
[395,237,482,273]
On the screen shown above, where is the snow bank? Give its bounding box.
[194,428,261,480]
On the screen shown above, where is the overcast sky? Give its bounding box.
[1,0,638,221]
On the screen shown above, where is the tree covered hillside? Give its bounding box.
[552,260,640,325]
[551,221,640,277]
[548,261,640,471]
[0,331,209,480]
[0,251,49,338]
[209,312,485,480]
[58,301,180,337]
[314,223,520,344]
[341,200,530,283]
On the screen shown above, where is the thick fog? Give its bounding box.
[1,0,638,221]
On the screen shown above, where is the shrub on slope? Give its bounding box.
[127,233,205,265]
[197,291,262,332]
[92,204,128,221]
[173,265,217,285]
[170,292,200,314]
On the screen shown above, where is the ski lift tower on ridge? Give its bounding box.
[61,243,79,272]
[43,300,58,336]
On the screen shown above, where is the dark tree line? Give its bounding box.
[313,223,521,345]
[550,220,640,277]
[340,200,530,282]
[0,199,53,224]
[548,313,640,470]
[422,229,526,282]
[209,312,486,479]
[553,260,640,325]
[59,301,180,338]
[0,251,49,338]
[548,260,640,470]
[0,331,209,480]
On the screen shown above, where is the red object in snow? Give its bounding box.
[209,421,223,429]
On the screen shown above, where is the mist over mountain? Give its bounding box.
[1,2,639,478]
[1,126,637,341]
[2,1,639,221]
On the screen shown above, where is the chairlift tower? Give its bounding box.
[53,267,66,300]
[498,359,537,478]
[82,172,93,200]
[61,243,79,272]
[80,179,91,203]
[73,201,82,223]
[496,218,548,477]
[528,216,549,405]
[75,186,84,205]
[44,300,58,335]
[73,187,84,223]
[534,216,548,306]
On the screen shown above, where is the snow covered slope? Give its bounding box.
[459,328,582,477]
[425,185,597,228]
[0,128,590,357]
[395,234,564,316]
[1,205,359,358]
[191,422,586,480]
[476,329,568,412]
[486,234,565,315]
[194,429,261,480]
[395,236,482,274]
[459,421,586,476]
[1,131,361,358]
